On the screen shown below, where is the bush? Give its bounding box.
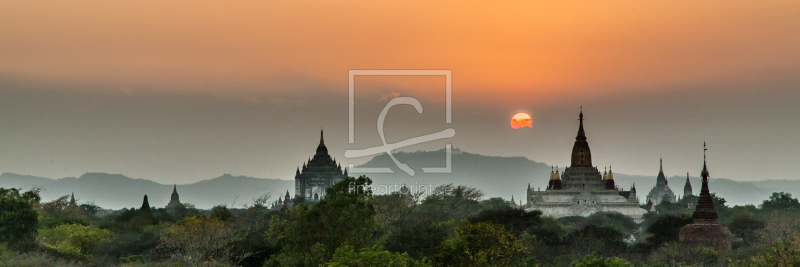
[571,253,633,267]
[322,245,430,267]
[434,221,525,267]
[468,208,543,236]
[732,235,800,266]
[158,216,239,265]
[37,223,112,257]
[265,176,376,267]
[120,255,146,264]
[644,215,693,249]
[0,189,39,244]
[0,251,83,267]
[565,225,627,258]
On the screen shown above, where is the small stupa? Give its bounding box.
[141,194,152,212]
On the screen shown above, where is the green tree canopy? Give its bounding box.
[761,192,800,212]
[265,176,376,267]
[0,188,40,244]
[435,221,525,267]
[644,214,693,249]
[468,208,543,236]
[322,245,431,267]
[571,253,633,267]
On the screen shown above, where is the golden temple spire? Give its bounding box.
[608,165,613,180]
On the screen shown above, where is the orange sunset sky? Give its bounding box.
[1,1,799,184]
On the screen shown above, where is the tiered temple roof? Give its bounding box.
[295,129,346,200]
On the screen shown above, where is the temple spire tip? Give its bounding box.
[320,127,325,146]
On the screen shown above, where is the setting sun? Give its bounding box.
[510,112,532,129]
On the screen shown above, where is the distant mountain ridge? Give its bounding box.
[1,149,795,209]
[0,172,293,209]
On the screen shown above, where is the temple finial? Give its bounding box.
[576,108,586,140]
[320,127,325,146]
[703,143,708,167]
[704,141,707,164]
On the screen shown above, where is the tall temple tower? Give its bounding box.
[570,109,593,167]
[683,172,693,198]
[679,143,732,250]
[526,110,646,222]
[294,129,347,200]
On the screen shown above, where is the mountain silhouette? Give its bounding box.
[0,173,292,209]
[1,149,794,209]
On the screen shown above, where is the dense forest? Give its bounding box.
[1,176,799,267]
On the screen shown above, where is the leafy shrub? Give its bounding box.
[38,223,112,257]
[322,245,430,267]
[644,215,693,249]
[571,253,633,267]
[0,189,39,244]
[120,255,146,264]
[0,251,82,267]
[434,221,525,267]
[732,235,800,266]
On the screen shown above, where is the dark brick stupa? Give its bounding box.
[679,143,732,250]
[141,194,151,212]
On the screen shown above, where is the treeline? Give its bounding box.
[1,177,800,266]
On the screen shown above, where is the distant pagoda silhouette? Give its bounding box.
[679,142,732,250]
[141,194,151,212]
[683,172,693,198]
[646,158,677,205]
[166,184,181,209]
[68,192,77,209]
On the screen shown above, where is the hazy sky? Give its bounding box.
[1,1,799,184]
